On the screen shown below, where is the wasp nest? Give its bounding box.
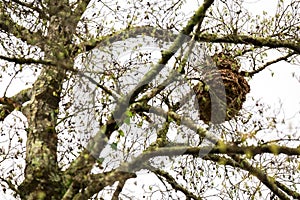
[212,52,240,72]
[193,53,250,124]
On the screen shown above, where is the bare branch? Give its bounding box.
[142,105,219,143]
[153,168,203,200]
[240,52,297,77]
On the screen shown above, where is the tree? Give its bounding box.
[0,0,299,199]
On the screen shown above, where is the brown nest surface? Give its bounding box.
[193,53,250,124]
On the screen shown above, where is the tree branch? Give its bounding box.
[153,168,203,200]
[137,104,219,143]
[72,0,92,18]
[0,55,55,66]
[202,155,299,199]
[275,180,300,199]
[0,54,120,100]
[111,179,127,200]
[127,0,215,103]
[110,139,299,199]
[0,177,19,196]
[0,88,32,121]
[10,0,48,19]
[196,33,300,54]
[230,155,290,200]
[0,7,44,48]
[77,26,300,59]
[240,52,297,77]
[72,171,136,200]
[64,0,216,186]
[75,26,176,55]
[115,143,300,172]
[182,143,300,157]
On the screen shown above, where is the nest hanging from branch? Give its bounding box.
[193,53,250,124]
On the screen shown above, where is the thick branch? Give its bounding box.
[115,142,300,173]
[72,0,92,18]
[7,88,32,104]
[0,97,21,120]
[275,180,300,199]
[111,179,128,200]
[75,26,176,55]
[0,88,32,121]
[196,33,300,54]
[152,143,300,157]
[78,26,300,58]
[136,104,219,143]
[0,55,55,66]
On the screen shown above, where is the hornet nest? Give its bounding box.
[193,52,250,124]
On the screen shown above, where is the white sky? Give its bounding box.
[250,62,300,121]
